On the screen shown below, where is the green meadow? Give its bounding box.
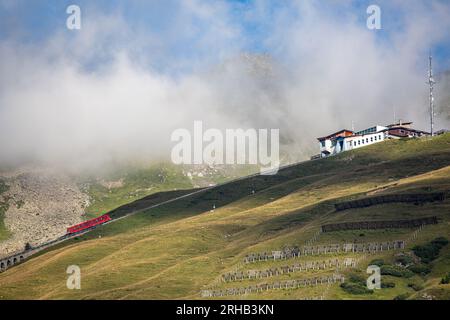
[0,134,449,300]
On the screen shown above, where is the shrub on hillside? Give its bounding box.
[381,282,396,289]
[394,293,410,300]
[369,259,385,267]
[413,237,449,264]
[395,255,414,267]
[340,282,373,295]
[408,264,431,276]
[381,265,414,278]
[441,273,450,285]
[349,273,366,285]
[432,237,449,247]
[340,273,374,295]
[412,244,436,263]
[408,283,424,291]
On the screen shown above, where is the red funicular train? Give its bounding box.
[66,214,111,235]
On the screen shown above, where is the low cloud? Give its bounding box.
[0,0,449,170]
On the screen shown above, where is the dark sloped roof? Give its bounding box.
[317,129,354,141]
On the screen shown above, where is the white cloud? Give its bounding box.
[0,1,449,169]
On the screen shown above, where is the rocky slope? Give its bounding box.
[0,135,449,299]
[0,162,259,257]
[0,168,89,257]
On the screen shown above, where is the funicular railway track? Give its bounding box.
[0,159,313,273]
[0,185,212,273]
[0,151,425,274]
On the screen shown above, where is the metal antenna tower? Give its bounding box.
[428,55,436,136]
[393,105,396,124]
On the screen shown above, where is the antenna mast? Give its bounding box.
[393,105,396,124]
[428,55,436,136]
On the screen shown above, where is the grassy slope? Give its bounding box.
[79,164,195,219]
[0,180,10,241]
[0,135,449,300]
[80,163,258,219]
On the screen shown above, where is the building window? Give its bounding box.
[379,135,382,140]
[371,137,373,142]
[321,141,325,147]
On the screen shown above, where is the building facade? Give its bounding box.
[315,122,429,158]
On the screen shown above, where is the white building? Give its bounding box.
[315,122,429,159]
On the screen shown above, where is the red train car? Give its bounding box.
[67,214,111,234]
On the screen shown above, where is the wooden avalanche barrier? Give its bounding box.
[334,193,445,211]
[243,240,405,263]
[321,216,438,233]
[201,274,345,297]
[222,258,356,282]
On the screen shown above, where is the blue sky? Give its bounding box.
[1,0,450,166]
[1,0,450,72]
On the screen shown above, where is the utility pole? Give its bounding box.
[428,55,436,136]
